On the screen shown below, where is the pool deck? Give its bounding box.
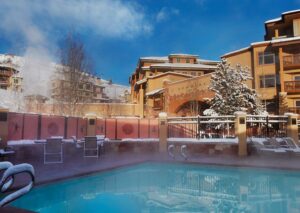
[7,150,300,187]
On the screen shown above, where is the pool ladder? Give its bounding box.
[0,162,35,207]
[168,144,188,160]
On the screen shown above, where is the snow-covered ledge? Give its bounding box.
[234,111,247,116]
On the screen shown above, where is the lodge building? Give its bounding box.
[222,9,300,115]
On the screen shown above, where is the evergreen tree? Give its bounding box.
[204,59,263,115]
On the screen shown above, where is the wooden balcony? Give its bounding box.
[0,69,13,77]
[288,107,300,115]
[284,81,300,93]
[283,54,300,69]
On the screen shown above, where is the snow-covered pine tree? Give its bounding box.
[204,59,263,115]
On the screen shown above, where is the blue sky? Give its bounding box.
[0,0,299,85]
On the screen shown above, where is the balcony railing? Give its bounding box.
[283,54,300,69]
[0,80,9,85]
[288,107,300,115]
[284,81,300,93]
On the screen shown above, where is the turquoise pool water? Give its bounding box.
[12,163,300,212]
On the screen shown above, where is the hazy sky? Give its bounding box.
[0,0,299,85]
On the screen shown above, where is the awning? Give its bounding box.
[145,88,164,96]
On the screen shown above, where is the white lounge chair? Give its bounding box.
[0,162,35,207]
[44,138,63,164]
[84,136,98,158]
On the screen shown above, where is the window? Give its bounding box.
[86,83,91,90]
[79,84,83,89]
[186,59,190,63]
[14,79,18,84]
[295,76,300,81]
[264,100,276,114]
[176,58,180,63]
[293,19,300,36]
[260,75,276,88]
[258,52,275,65]
[191,72,196,76]
[296,100,300,107]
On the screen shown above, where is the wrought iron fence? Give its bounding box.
[246,115,287,138]
[167,115,288,139]
[167,115,235,138]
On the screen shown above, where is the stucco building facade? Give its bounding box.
[129,54,218,117]
[222,10,300,115]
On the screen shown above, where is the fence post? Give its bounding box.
[159,112,168,152]
[285,113,299,144]
[234,112,247,157]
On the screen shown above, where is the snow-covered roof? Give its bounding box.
[169,53,199,57]
[150,62,216,69]
[135,78,147,85]
[265,9,300,24]
[145,88,164,96]
[221,47,251,57]
[197,59,220,64]
[265,17,282,24]
[140,56,168,61]
[0,54,24,66]
[222,36,300,57]
[251,36,300,45]
[135,72,193,87]
[148,71,194,79]
[141,66,150,70]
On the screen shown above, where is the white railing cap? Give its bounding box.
[234,111,247,116]
[284,113,298,117]
[159,112,168,119]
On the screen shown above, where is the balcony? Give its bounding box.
[284,81,300,93]
[288,107,300,115]
[283,54,300,69]
[0,80,9,86]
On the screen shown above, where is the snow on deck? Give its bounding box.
[168,137,238,144]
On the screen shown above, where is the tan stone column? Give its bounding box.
[159,112,168,152]
[85,114,97,136]
[279,92,288,115]
[285,113,299,144]
[0,108,9,148]
[234,112,247,157]
[279,47,284,92]
[139,86,144,118]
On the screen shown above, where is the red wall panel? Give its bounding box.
[149,119,159,138]
[23,114,39,140]
[139,119,149,138]
[66,117,78,139]
[116,119,139,139]
[105,119,116,140]
[41,115,65,139]
[77,118,87,139]
[8,112,24,140]
[96,118,105,135]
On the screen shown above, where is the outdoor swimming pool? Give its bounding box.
[12,162,300,212]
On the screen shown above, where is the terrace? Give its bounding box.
[283,54,300,70]
[1,112,300,212]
